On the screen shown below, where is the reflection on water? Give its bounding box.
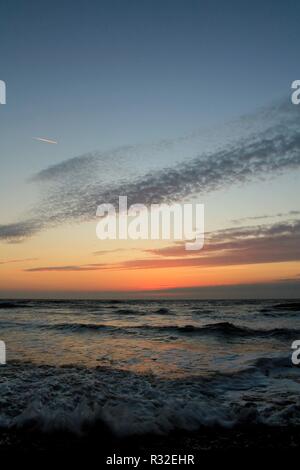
[1,299,299,377]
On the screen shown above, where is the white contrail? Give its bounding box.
[33,137,58,144]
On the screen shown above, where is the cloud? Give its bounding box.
[117,219,300,269]
[1,98,300,242]
[0,219,44,242]
[92,248,134,256]
[231,210,300,224]
[25,263,106,272]
[0,257,38,265]
[24,219,300,273]
[147,279,300,299]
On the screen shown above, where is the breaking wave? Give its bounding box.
[0,357,299,437]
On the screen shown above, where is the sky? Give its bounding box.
[0,0,300,298]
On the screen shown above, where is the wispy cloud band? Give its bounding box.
[23,219,300,272]
[1,98,300,242]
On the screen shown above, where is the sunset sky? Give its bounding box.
[1,0,300,298]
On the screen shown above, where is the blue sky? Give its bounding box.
[1,0,300,186]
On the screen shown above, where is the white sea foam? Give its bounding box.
[0,358,299,437]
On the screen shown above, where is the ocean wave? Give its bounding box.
[261,302,300,315]
[273,302,300,311]
[252,355,291,370]
[0,301,29,309]
[49,322,123,333]
[191,309,215,315]
[114,308,140,315]
[0,359,299,437]
[182,322,300,339]
[153,307,170,314]
[34,320,300,340]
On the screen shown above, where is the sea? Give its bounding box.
[0,299,299,437]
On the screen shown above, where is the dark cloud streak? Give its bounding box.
[1,99,300,242]
[24,220,300,272]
